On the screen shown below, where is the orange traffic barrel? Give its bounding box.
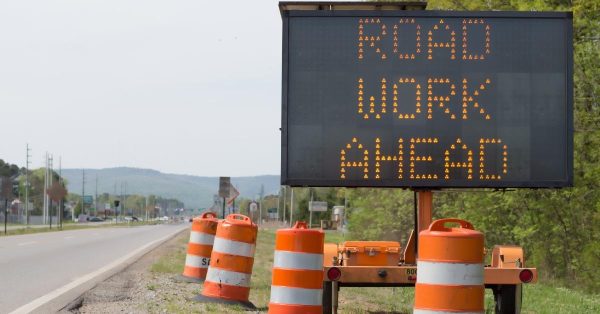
[268,221,324,314]
[197,214,258,309]
[180,212,218,283]
[414,218,485,314]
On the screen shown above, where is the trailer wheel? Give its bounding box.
[322,282,333,314]
[493,284,522,314]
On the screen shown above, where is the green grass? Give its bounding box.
[1,224,102,236]
[146,228,600,313]
[520,284,600,313]
[0,220,161,236]
[150,234,188,274]
[324,229,348,243]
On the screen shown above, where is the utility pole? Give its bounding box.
[282,186,287,224]
[43,152,48,224]
[309,189,314,228]
[114,182,117,222]
[120,182,127,221]
[95,175,98,217]
[25,144,31,226]
[81,169,86,217]
[49,155,53,228]
[277,187,281,221]
[59,156,62,229]
[259,184,264,225]
[289,187,294,227]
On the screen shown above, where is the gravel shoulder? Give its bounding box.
[66,230,195,314]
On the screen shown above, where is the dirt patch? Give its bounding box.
[66,230,190,314]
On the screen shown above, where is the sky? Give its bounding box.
[0,0,298,177]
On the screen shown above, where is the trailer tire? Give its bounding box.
[493,284,522,314]
[322,282,333,314]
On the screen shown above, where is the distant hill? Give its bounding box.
[61,167,280,208]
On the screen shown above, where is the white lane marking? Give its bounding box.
[18,241,37,246]
[270,285,322,306]
[9,226,187,314]
[64,236,74,240]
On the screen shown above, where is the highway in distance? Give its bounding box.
[0,223,188,313]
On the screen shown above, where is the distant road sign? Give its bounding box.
[309,201,328,212]
[83,195,93,205]
[333,206,345,215]
[219,177,231,198]
[0,177,12,199]
[227,185,240,205]
[249,202,258,212]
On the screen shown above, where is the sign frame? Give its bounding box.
[280,8,573,189]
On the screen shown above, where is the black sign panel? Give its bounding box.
[281,10,573,188]
[219,177,231,198]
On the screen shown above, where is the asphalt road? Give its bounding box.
[0,223,188,313]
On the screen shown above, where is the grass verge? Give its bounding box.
[0,220,162,236]
[147,228,600,313]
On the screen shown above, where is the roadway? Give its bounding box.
[0,223,188,313]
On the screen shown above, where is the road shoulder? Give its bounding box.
[8,225,187,314]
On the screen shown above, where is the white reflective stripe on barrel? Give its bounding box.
[184,255,210,268]
[189,231,215,245]
[212,237,256,257]
[413,309,484,314]
[269,286,322,306]
[416,261,484,285]
[273,250,323,271]
[206,268,252,287]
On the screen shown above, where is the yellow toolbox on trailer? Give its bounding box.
[341,241,401,266]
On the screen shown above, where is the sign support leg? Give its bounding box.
[414,190,433,259]
[222,197,226,219]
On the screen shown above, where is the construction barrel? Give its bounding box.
[181,212,218,282]
[198,214,258,308]
[414,218,485,314]
[269,221,324,314]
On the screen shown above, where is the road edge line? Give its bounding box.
[9,225,188,314]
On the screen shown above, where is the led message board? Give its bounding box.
[281,8,573,188]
